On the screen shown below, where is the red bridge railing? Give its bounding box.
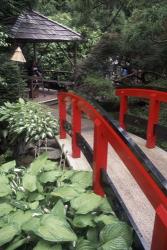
[58,90,167,250]
[116,87,167,148]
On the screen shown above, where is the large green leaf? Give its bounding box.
[8,210,32,228]
[16,191,27,201]
[0,203,14,217]
[28,192,45,202]
[70,171,92,188]
[22,217,41,233]
[99,223,133,246]
[29,201,39,210]
[0,175,11,197]
[35,214,77,242]
[0,175,9,184]
[0,225,19,246]
[99,236,129,250]
[51,186,80,201]
[98,198,113,214]
[71,193,102,214]
[43,160,59,172]
[58,170,75,182]
[39,170,62,183]
[6,237,27,250]
[87,228,99,243]
[51,200,66,218]
[73,214,95,228]
[36,180,43,192]
[94,214,118,225]
[33,240,62,250]
[0,160,16,173]
[76,239,96,250]
[28,153,48,175]
[63,183,85,193]
[22,173,37,192]
[0,217,8,228]
[0,184,11,197]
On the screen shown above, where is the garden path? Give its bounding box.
[35,93,167,250]
[55,109,167,250]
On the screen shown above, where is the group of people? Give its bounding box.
[107,57,131,80]
[106,57,144,85]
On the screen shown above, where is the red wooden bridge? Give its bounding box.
[56,86,167,250]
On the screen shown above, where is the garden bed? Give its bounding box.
[0,153,133,250]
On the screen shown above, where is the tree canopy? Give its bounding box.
[0,0,167,80]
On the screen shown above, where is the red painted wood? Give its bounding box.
[58,91,167,249]
[59,91,167,208]
[147,97,160,148]
[116,88,167,148]
[58,92,66,139]
[151,205,167,250]
[72,99,81,158]
[119,94,128,129]
[93,119,108,196]
[105,128,167,210]
[116,88,167,103]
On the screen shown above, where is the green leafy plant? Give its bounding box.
[0,153,133,249]
[0,99,58,158]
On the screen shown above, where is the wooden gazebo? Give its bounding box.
[9,9,82,66]
[9,10,82,97]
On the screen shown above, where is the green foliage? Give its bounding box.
[0,26,8,47]
[0,225,20,247]
[0,98,58,142]
[35,10,101,73]
[76,74,119,109]
[0,0,38,22]
[120,2,167,71]
[0,55,26,105]
[0,154,133,249]
[71,193,102,214]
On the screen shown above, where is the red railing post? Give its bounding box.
[119,94,128,129]
[58,93,66,139]
[93,119,108,196]
[151,204,167,250]
[72,99,81,158]
[146,96,160,148]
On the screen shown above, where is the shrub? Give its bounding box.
[0,99,58,158]
[76,74,119,109]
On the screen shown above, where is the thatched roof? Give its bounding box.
[9,10,82,43]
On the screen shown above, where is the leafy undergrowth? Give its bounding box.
[0,153,133,250]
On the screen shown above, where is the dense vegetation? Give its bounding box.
[0,0,166,140]
[1,0,167,77]
[0,153,133,250]
[0,2,166,249]
[0,99,58,158]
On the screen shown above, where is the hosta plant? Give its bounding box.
[0,153,133,250]
[0,99,58,157]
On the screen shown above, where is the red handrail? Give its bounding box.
[116,87,167,148]
[58,91,167,250]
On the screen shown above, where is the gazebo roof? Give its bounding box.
[9,10,82,43]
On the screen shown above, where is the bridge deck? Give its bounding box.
[56,116,167,250]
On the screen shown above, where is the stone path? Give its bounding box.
[36,96,167,250]
[56,114,167,250]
